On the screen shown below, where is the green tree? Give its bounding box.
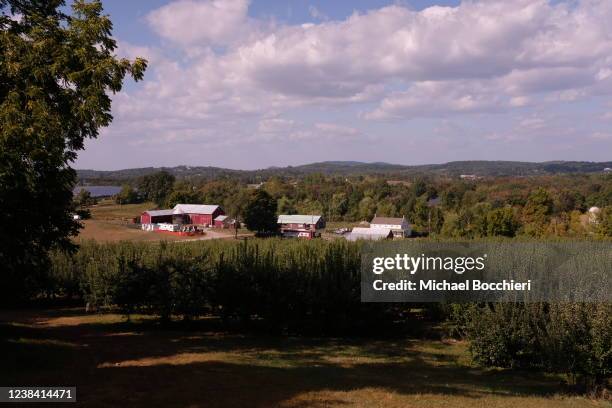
[376,200,397,217]
[138,171,175,207]
[74,189,96,207]
[598,206,612,237]
[329,192,348,220]
[296,198,323,215]
[358,196,377,221]
[0,0,146,302]
[243,190,278,234]
[165,188,200,208]
[277,195,296,215]
[223,188,251,219]
[486,207,519,237]
[115,184,139,205]
[522,188,554,236]
[73,188,94,219]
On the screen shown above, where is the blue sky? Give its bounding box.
[74,0,612,170]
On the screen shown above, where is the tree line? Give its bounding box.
[116,171,612,237]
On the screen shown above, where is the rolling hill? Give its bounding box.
[76,160,612,184]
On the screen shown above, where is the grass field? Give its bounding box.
[1,309,608,408]
[76,201,245,242]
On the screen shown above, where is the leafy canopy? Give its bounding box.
[0,0,146,302]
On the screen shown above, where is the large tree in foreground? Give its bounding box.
[0,0,146,303]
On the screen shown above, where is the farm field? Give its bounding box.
[76,201,247,242]
[1,309,607,408]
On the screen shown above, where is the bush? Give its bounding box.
[464,302,612,393]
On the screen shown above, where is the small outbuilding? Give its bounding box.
[213,215,238,229]
[141,209,174,224]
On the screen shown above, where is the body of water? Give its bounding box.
[73,185,122,197]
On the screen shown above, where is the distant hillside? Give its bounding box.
[76,160,612,184]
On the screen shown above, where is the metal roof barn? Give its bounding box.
[172,204,224,226]
[346,227,392,241]
[277,215,322,224]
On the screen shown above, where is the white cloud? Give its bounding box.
[99,0,612,167]
[365,80,512,120]
[146,0,251,47]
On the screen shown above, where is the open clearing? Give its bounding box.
[1,309,608,408]
[75,201,245,242]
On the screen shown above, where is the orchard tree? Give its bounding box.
[0,0,146,303]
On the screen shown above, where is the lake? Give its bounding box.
[73,185,122,197]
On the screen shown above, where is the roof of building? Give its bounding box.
[144,209,174,216]
[214,215,228,222]
[346,227,392,241]
[370,216,406,226]
[173,204,220,215]
[278,214,322,224]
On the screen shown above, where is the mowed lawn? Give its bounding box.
[75,201,241,242]
[1,309,608,408]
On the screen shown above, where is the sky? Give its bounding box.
[73,0,612,170]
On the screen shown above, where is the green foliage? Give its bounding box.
[165,188,201,208]
[486,207,519,237]
[0,0,146,303]
[277,195,296,215]
[118,169,610,239]
[48,239,389,334]
[358,196,377,220]
[137,171,175,207]
[465,303,612,392]
[522,188,554,236]
[115,184,140,205]
[74,189,97,207]
[598,207,612,237]
[243,190,278,233]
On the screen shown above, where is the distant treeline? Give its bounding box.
[46,239,611,392]
[104,171,612,238]
[76,160,612,184]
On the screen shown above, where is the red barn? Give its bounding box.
[172,204,224,226]
[140,209,174,224]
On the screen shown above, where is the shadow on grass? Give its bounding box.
[0,310,578,408]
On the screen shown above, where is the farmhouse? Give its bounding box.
[278,214,325,238]
[141,209,174,224]
[172,204,224,226]
[346,227,392,241]
[370,215,411,238]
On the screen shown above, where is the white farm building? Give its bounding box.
[370,216,411,238]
